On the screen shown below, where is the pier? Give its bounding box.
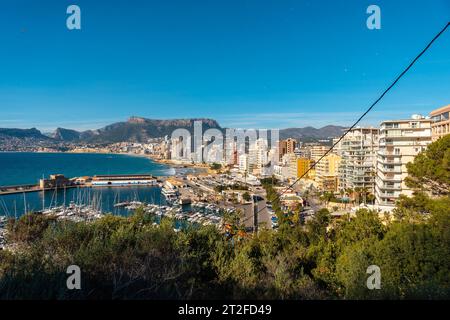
[0,174,160,196]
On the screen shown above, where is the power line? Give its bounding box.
[242,21,450,225]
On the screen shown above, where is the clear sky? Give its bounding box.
[0,0,449,131]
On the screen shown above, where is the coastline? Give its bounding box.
[146,154,209,171]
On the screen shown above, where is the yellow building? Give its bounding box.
[315,154,341,192]
[308,168,316,180]
[296,158,311,178]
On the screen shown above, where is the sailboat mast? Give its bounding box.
[23,192,27,215]
[42,174,45,211]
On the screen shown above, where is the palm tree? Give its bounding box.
[345,188,354,203]
[354,187,362,205]
[366,193,375,205]
[320,192,334,207]
[360,187,369,204]
[339,189,346,209]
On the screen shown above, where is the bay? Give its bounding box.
[0,152,173,186]
[0,152,179,217]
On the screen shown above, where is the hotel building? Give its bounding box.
[430,104,450,141]
[375,115,432,209]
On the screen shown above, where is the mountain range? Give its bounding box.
[1,117,344,144]
[279,125,345,141]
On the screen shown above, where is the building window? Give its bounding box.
[432,115,441,123]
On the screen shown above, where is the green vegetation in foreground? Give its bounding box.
[0,136,449,300]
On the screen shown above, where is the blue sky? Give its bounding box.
[0,0,449,131]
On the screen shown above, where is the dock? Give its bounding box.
[0,174,161,196]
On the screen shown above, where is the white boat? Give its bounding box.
[161,181,179,202]
[114,202,130,208]
[0,216,7,227]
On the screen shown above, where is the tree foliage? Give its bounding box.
[0,203,448,299]
[406,134,450,195]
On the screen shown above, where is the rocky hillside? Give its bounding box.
[0,128,51,140]
[280,125,345,141]
[75,117,222,143]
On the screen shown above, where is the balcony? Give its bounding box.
[381,124,399,130]
[376,171,402,181]
[377,166,402,174]
[377,191,400,198]
[376,184,402,191]
[378,158,401,165]
[378,150,401,157]
[376,198,397,205]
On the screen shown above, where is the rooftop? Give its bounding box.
[430,104,450,116]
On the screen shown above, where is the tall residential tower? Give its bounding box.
[375,115,432,210]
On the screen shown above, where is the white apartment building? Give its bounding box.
[250,138,269,169]
[310,145,329,161]
[285,153,298,180]
[273,164,290,182]
[238,154,249,173]
[375,115,432,210]
[337,127,379,194]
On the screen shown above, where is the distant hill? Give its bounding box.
[280,125,345,141]
[52,128,83,141]
[0,128,51,140]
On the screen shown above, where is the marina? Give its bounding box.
[0,196,231,250]
[0,185,165,217]
[0,177,235,250]
[0,171,234,229]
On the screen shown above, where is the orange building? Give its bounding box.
[296,158,311,178]
[278,138,297,161]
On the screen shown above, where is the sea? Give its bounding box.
[0,152,192,217]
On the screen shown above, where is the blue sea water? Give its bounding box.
[0,152,176,217]
[0,152,172,186]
